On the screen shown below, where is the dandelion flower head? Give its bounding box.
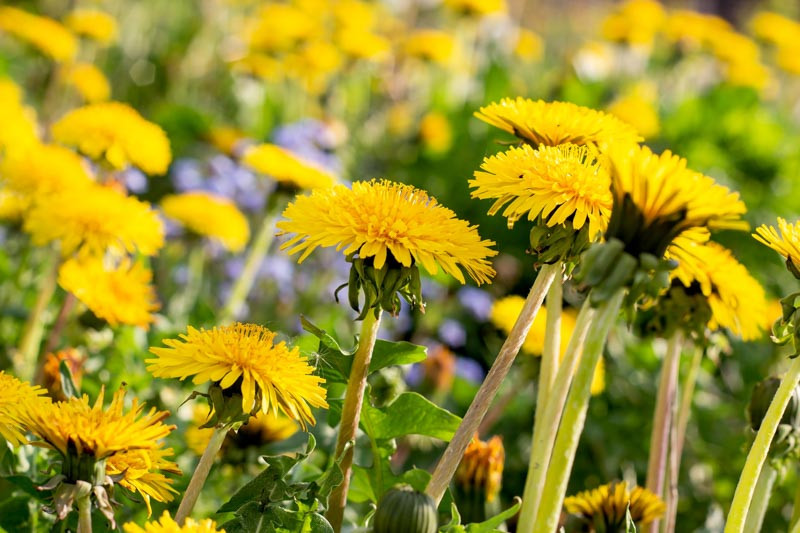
[0,7,77,61]
[62,63,111,103]
[455,435,505,502]
[0,372,47,446]
[106,445,181,515]
[161,192,250,253]
[404,30,455,65]
[242,143,336,190]
[564,481,666,528]
[754,218,800,275]
[123,512,224,533]
[64,9,118,45]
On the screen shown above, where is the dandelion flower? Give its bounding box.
[277,180,497,285]
[147,323,328,428]
[607,92,660,140]
[161,192,250,252]
[52,102,171,174]
[754,218,800,274]
[601,0,665,46]
[455,435,504,502]
[514,29,544,62]
[0,7,77,61]
[106,445,181,515]
[123,511,224,533]
[0,372,47,446]
[58,256,160,329]
[404,30,455,64]
[241,143,336,190]
[64,9,117,45]
[24,183,164,257]
[471,143,612,238]
[62,62,111,103]
[475,98,642,150]
[186,404,298,455]
[0,78,39,152]
[444,0,506,16]
[419,112,453,154]
[668,241,766,340]
[24,388,173,460]
[564,481,666,528]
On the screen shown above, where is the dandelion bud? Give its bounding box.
[453,435,504,522]
[373,484,438,533]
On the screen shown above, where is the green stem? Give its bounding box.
[725,356,800,533]
[531,289,625,532]
[742,463,777,533]
[538,267,563,408]
[76,492,92,533]
[170,244,205,327]
[175,425,227,525]
[326,310,383,532]
[664,381,680,533]
[790,474,800,533]
[15,253,59,380]
[219,211,278,325]
[425,263,558,504]
[517,297,596,533]
[645,331,684,533]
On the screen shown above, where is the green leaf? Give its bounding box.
[59,360,79,398]
[369,340,427,373]
[465,499,522,532]
[625,504,637,533]
[361,392,461,441]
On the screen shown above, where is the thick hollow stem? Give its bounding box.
[517,297,595,533]
[16,255,59,380]
[76,492,92,533]
[219,212,278,325]
[531,289,625,532]
[742,463,777,533]
[725,356,800,533]
[537,269,563,409]
[424,264,558,504]
[326,310,383,532]
[175,425,227,525]
[645,331,683,533]
[664,365,681,533]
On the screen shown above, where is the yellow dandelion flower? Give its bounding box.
[207,126,247,156]
[754,217,800,273]
[777,45,800,76]
[52,102,171,174]
[668,241,766,340]
[0,78,39,152]
[606,143,747,257]
[24,183,164,257]
[0,190,26,221]
[277,180,497,284]
[58,256,160,329]
[752,12,800,47]
[242,143,336,190]
[41,349,85,402]
[444,0,506,16]
[475,98,642,150]
[404,30,455,65]
[514,29,544,62]
[124,511,224,533]
[607,92,660,140]
[564,481,666,528]
[186,404,298,455]
[62,63,111,103]
[419,112,453,154]
[64,9,118,45]
[161,192,250,253]
[147,324,328,428]
[0,7,77,62]
[455,435,504,502]
[247,3,318,52]
[471,143,611,238]
[106,445,181,515]
[336,30,390,60]
[601,0,665,46]
[24,388,173,459]
[490,296,604,395]
[0,372,47,446]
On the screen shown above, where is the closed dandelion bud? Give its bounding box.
[453,435,504,522]
[373,484,438,533]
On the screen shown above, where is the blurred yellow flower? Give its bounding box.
[161,192,250,252]
[41,349,85,402]
[0,372,47,446]
[444,0,506,17]
[455,435,504,503]
[207,126,247,156]
[752,11,800,47]
[124,512,224,533]
[607,92,660,140]
[58,256,160,329]
[278,180,497,284]
[0,6,77,61]
[514,29,544,62]
[565,481,666,528]
[471,143,612,238]
[475,98,642,150]
[24,183,164,257]
[776,45,800,76]
[52,102,171,174]
[242,143,336,190]
[420,112,453,154]
[284,39,343,93]
[0,78,39,153]
[186,404,298,455]
[601,0,665,46]
[64,9,118,45]
[754,217,800,273]
[106,445,181,515]
[247,3,318,52]
[336,30,390,60]
[148,323,328,428]
[62,63,111,103]
[404,30,455,65]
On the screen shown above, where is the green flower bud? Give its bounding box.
[373,485,438,533]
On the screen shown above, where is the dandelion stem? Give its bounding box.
[76,491,92,533]
[531,289,625,532]
[219,211,278,325]
[170,243,205,327]
[16,253,59,380]
[425,263,558,504]
[790,477,800,532]
[725,356,800,533]
[645,330,683,533]
[742,463,777,533]
[326,310,383,532]
[175,425,227,525]
[517,296,595,533]
[538,267,563,403]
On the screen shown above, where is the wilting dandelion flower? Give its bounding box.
[41,349,85,402]
[564,481,666,529]
[278,179,497,284]
[62,63,111,103]
[242,143,336,190]
[0,6,77,61]
[106,445,181,515]
[471,143,612,238]
[52,102,171,174]
[161,192,250,253]
[148,323,328,428]
[24,183,164,257]
[63,9,117,45]
[475,98,642,149]
[123,511,224,533]
[455,435,505,502]
[754,218,800,276]
[0,371,47,446]
[58,256,160,329]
